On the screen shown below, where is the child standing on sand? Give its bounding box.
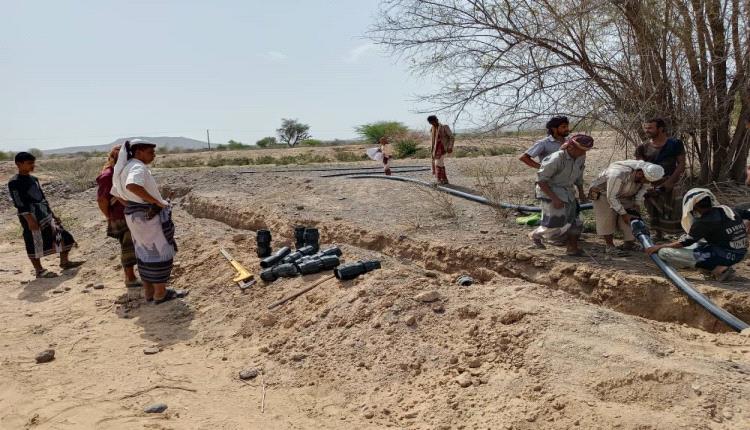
[378,136,393,176]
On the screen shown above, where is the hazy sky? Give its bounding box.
[1,0,440,151]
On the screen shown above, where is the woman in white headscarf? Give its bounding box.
[646,188,749,281]
[112,140,184,304]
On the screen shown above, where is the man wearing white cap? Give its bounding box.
[588,160,664,257]
[646,188,749,281]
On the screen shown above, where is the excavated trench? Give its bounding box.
[171,188,750,334]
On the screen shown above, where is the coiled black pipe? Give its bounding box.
[631,219,749,332]
[348,174,593,212]
[320,168,431,178]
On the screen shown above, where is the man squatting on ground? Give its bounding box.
[378,136,393,176]
[588,160,664,258]
[636,118,686,240]
[111,139,181,304]
[519,116,570,169]
[428,115,454,185]
[646,188,749,281]
[529,134,594,256]
[8,152,84,278]
[96,145,142,292]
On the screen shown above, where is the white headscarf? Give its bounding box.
[111,139,154,200]
[610,160,664,182]
[680,188,736,233]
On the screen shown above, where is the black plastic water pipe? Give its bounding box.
[239,165,427,174]
[348,174,594,212]
[319,168,431,178]
[631,219,749,332]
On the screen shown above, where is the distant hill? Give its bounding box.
[44,136,210,155]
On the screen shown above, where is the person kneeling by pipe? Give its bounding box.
[529,134,593,256]
[588,161,664,258]
[645,188,749,281]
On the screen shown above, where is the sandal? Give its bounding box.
[616,242,640,252]
[36,269,58,279]
[605,247,629,258]
[714,267,735,282]
[60,260,85,270]
[153,288,189,305]
[125,279,143,288]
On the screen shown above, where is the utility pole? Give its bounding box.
[206,129,211,151]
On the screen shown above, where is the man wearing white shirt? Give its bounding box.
[113,140,182,304]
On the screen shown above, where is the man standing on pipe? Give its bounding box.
[529,134,594,255]
[645,188,749,281]
[428,115,454,185]
[588,161,664,258]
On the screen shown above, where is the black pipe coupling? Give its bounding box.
[273,263,299,278]
[334,260,381,281]
[294,226,306,250]
[260,268,278,283]
[630,219,650,238]
[297,255,341,275]
[256,229,272,258]
[303,228,320,253]
[260,246,291,268]
[282,245,316,264]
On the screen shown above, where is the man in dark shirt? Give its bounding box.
[646,190,748,281]
[7,152,83,278]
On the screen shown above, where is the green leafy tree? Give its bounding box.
[276,119,311,147]
[256,136,277,148]
[355,121,409,144]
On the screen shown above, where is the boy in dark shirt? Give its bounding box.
[646,189,748,281]
[7,152,83,278]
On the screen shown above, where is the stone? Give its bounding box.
[64,286,71,291]
[364,411,375,419]
[455,372,472,388]
[414,291,441,303]
[431,303,445,313]
[143,347,160,355]
[239,368,259,380]
[52,289,63,294]
[467,358,482,368]
[405,315,417,326]
[92,284,105,290]
[35,349,55,364]
[291,353,307,362]
[144,403,168,413]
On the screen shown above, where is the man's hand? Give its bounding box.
[645,245,661,255]
[621,213,633,224]
[552,198,565,209]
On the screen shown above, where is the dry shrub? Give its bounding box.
[39,158,103,192]
[460,159,526,219]
[407,183,457,220]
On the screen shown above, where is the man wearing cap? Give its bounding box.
[529,134,594,256]
[112,139,184,304]
[646,188,749,281]
[588,160,664,257]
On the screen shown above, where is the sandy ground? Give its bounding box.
[1,138,750,429]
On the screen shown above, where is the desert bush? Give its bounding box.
[334,148,367,162]
[460,159,526,220]
[254,155,277,165]
[394,139,420,158]
[0,151,11,161]
[29,148,44,159]
[39,158,102,192]
[355,121,409,144]
[256,136,277,148]
[301,139,323,147]
[206,155,251,167]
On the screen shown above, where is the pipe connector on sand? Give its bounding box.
[334,260,381,281]
[260,246,291,269]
